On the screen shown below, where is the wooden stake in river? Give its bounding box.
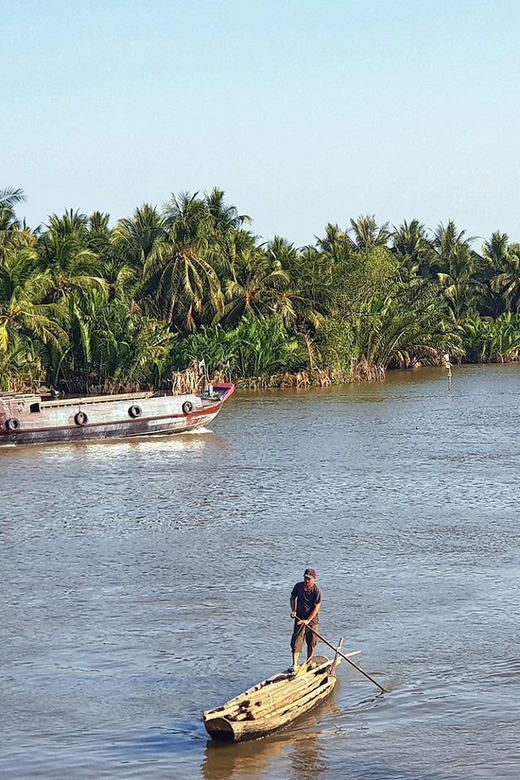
[444,352,452,391]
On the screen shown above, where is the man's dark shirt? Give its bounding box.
[291,582,322,624]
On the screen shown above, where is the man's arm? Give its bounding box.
[299,601,320,625]
[298,588,322,625]
[290,593,297,618]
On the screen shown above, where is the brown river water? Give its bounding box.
[1,364,519,779]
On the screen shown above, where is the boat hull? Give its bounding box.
[203,656,338,743]
[0,384,234,446]
[204,677,336,742]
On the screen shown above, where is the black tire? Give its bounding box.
[128,405,142,418]
[182,401,193,414]
[75,411,88,426]
[5,418,20,431]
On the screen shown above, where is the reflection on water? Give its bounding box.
[202,731,329,780]
[289,731,328,779]
[202,737,289,780]
[2,365,520,778]
[201,694,341,780]
[0,427,217,462]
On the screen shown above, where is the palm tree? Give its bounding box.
[85,211,113,254]
[204,187,251,233]
[315,223,353,262]
[202,189,257,319]
[433,221,477,269]
[271,242,334,333]
[462,313,520,363]
[112,204,168,310]
[0,188,35,263]
[437,243,487,320]
[0,330,44,390]
[231,316,299,377]
[350,288,459,377]
[101,254,140,304]
[163,191,210,245]
[491,243,520,313]
[0,187,25,231]
[113,203,167,272]
[37,210,107,301]
[479,231,511,316]
[482,230,510,268]
[90,297,174,390]
[0,247,67,354]
[217,245,294,328]
[141,192,223,331]
[391,219,434,275]
[349,215,391,251]
[432,221,485,319]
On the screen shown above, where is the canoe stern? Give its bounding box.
[202,715,237,742]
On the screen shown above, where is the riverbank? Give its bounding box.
[229,354,520,390]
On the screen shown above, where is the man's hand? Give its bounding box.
[290,611,297,619]
[298,618,309,626]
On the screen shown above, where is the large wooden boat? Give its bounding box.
[202,653,350,743]
[0,383,235,446]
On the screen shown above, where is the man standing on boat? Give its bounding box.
[289,568,322,673]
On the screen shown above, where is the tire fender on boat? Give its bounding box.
[5,418,20,431]
[182,401,193,414]
[128,405,142,418]
[74,411,88,426]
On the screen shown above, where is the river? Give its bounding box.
[1,364,519,779]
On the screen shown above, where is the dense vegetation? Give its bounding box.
[2,186,520,392]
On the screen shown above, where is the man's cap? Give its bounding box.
[304,568,317,578]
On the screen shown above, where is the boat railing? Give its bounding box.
[0,392,41,400]
[42,391,156,408]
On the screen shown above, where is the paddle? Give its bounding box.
[299,620,387,693]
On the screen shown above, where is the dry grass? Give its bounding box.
[236,368,355,390]
[89,381,142,395]
[171,366,204,394]
[170,362,229,394]
[351,359,386,381]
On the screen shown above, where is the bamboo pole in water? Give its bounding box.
[303,623,388,694]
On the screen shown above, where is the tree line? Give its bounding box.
[1,186,520,392]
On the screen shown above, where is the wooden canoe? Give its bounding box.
[202,653,349,743]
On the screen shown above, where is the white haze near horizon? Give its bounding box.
[1,0,519,248]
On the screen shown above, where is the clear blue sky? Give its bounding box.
[2,0,519,246]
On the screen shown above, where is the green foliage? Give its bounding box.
[176,317,300,378]
[333,246,400,317]
[0,332,44,390]
[461,314,520,363]
[66,293,174,391]
[314,318,355,371]
[2,185,520,391]
[231,317,299,377]
[0,188,26,232]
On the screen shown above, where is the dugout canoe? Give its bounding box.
[202,652,354,743]
[0,383,235,446]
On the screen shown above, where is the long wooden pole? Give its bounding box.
[303,622,387,694]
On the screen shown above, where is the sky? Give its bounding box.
[2,0,520,247]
